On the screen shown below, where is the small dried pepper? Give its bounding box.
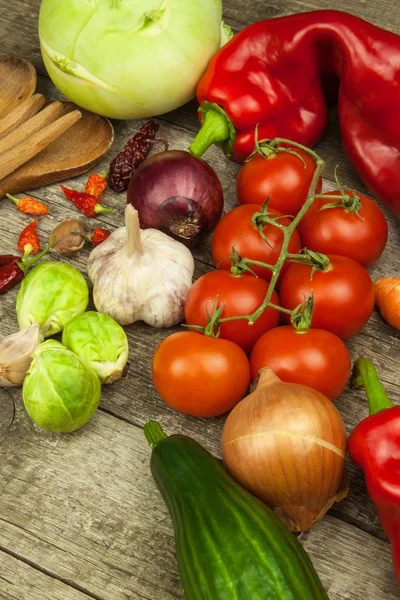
[18,220,40,256]
[85,173,107,199]
[61,185,115,218]
[109,121,160,193]
[0,241,54,295]
[5,193,49,215]
[87,228,111,247]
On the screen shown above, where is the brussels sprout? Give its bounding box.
[62,312,129,384]
[16,261,89,338]
[23,340,101,433]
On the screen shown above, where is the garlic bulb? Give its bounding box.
[87,205,195,327]
[0,323,41,387]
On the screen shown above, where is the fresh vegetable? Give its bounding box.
[61,185,114,217]
[88,205,194,327]
[211,204,302,281]
[250,326,351,401]
[5,193,49,215]
[16,261,89,337]
[299,188,388,267]
[280,253,375,340]
[349,358,400,584]
[87,228,111,247]
[144,420,329,599]
[0,324,41,387]
[375,278,400,329]
[39,0,228,120]
[62,311,129,384]
[152,331,250,417]
[222,368,348,532]
[236,146,323,215]
[189,11,400,221]
[23,340,101,433]
[185,270,280,353]
[0,258,25,294]
[0,242,54,295]
[127,150,223,247]
[50,219,85,256]
[109,121,160,192]
[17,220,40,255]
[85,173,107,199]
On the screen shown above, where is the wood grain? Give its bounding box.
[0,550,92,600]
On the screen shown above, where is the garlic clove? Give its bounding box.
[0,323,41,387]
[50,219,85,255]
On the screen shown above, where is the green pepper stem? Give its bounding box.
[94,205,115,215]
[351,358,393,416]
[189,109,231,157]
[18,236,55,273]
[5,193,20,206]
[144,420,168,449]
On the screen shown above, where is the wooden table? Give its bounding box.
[1,1,400,598]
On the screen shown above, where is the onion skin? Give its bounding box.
[127,150,223,247]
[375,277,400,329]
[222,368,348,532]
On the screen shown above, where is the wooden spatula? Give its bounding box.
[0,102,114,197]
[0,55,37,118]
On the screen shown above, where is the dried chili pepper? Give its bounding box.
[0,255,21,267]
[18,220,40,256]
[85,173,107,199]
[5,193,49,215]
[87,228,111,247]
[0,262,25,294]
[60,186,115,218]
[109,121,159,192]
[0,240,54,295]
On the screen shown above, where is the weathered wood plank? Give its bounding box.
[0,550,93,600]
[1,0,400,597]
[0,403,398,600]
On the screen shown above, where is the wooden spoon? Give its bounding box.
[0,93,45,140]
[0,102,114,197]
[0,55,36,118]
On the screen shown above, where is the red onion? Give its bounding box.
[127,150,224,247]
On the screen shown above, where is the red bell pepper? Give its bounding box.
[349,357,400,585]
[189,10,400,218]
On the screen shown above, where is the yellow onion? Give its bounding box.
[222,368,348,532]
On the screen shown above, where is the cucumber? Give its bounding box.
[144,421,329,600]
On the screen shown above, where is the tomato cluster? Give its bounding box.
[152,147,388,418]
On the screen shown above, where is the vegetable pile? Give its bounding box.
[2,5,400,597]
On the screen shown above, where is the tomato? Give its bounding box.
[211,204,302,282]
[250,326,351,401]
[185,270,280,353]
[152,332,251,418]
[279,255,375,340]
[236,149,323,215]
[298,190,388,267]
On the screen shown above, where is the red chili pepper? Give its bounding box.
[0,262,24,293]
[189,10,400,218]
[349,358,400,584]
[5,193,49,215]
[0,241,54,295]
[85,174,107,199]
[87,228,111,247]
[0,255,21,267]
[17,220,40,256]
[60,186,115,218]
